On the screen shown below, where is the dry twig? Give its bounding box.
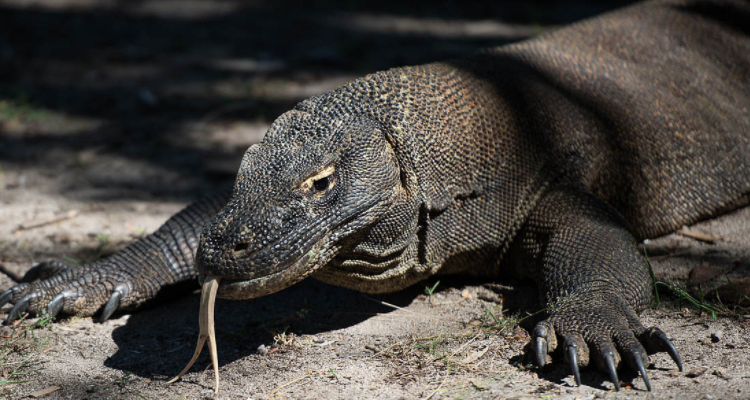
[14,210,80,233]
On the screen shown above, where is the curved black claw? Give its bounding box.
[0,289,11,309]
[566,343,582,387]
[47,290,73,318]
[533,323,552,367]
[657,331,683,372]
[99,284,128,322]
[603,351,620,391]
[633,352,652,391]
[535,336,548,367]
[100,292,120,322]
[6,294,31,324]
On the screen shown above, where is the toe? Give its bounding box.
[6,293,32,324]
[562,334,588,387]
[47,289,77,318]
[639,326,682,371]
[631,350,652,391]
[532,321,557,367]
[21,260,74,283]
[0,289,12,309]
[602,349,621,391]
[1,283,31,308]
[99,283,130,322]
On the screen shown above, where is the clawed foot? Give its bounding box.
[1,259,137,324]
[531,292,682,391]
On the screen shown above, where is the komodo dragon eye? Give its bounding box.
[298,165,336,196]
[312,176,330,192]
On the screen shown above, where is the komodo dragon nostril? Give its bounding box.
[233,242,250,254]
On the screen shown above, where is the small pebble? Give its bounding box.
[257,344,268,355]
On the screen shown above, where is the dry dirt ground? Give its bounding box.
[1,0,749,399]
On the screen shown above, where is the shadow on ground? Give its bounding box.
[103,278,425,378]
[0,0,635,202]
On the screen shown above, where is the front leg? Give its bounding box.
[1,192,230,323]
[509,186,682,391]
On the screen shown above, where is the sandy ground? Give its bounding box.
[1,0,749,399]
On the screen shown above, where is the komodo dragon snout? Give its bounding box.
[196,111,404,300]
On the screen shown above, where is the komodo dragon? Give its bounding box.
[2,0,749,392]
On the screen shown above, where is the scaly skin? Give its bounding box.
[2,193,230,321]
[3,0,750,391]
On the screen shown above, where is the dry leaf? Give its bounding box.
[461,346,489,364]
[29,386,61,398]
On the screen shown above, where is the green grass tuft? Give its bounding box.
[0,311,55,390]
[0,96,51,123]
[424,280,441,296]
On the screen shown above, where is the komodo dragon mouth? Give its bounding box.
[169,233,332,393]
[212,233,330,301]
[210,225,335,300]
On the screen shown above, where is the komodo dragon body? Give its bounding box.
[3,0,750,391]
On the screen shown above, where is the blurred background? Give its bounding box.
[0,0,635,201]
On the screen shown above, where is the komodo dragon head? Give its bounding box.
[173,91,421,392]
[195,97,414,300]
[173,72,449,392]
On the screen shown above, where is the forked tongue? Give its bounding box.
[167,275,222,393]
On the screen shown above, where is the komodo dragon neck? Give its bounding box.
[302,63,554,292]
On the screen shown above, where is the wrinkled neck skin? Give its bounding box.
[197,61,548,299]
[312,63,549,293]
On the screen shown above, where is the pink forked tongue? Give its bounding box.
[167,276,222,393]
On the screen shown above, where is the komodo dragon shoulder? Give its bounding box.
[3,0,750,392]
